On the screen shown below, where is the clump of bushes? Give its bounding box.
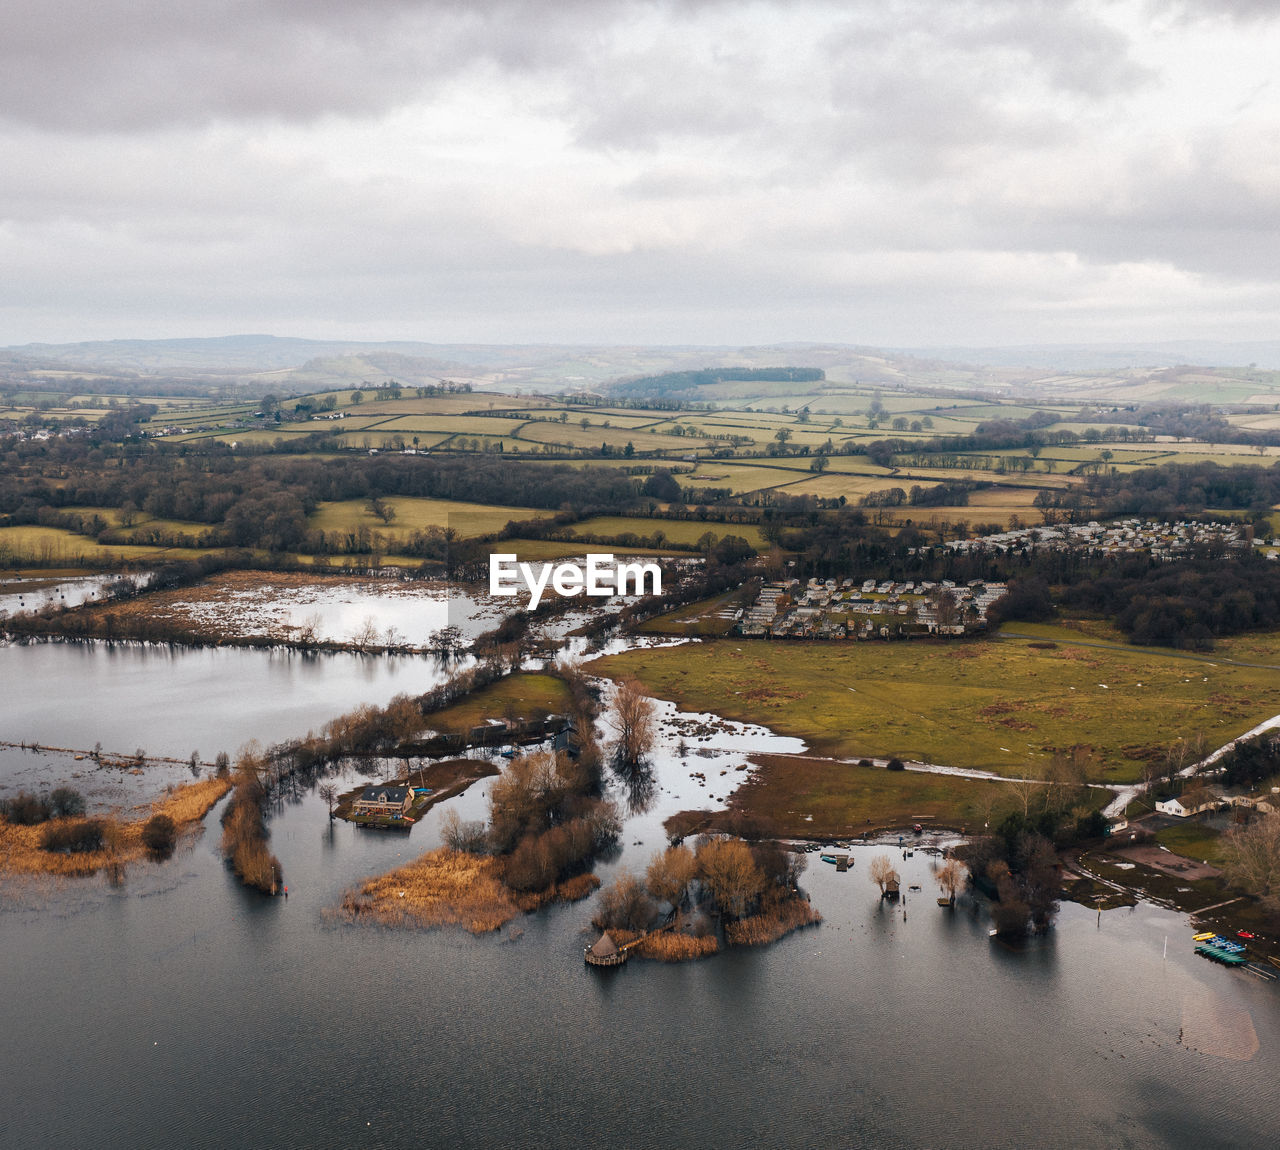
[141,813,177,858]
[40,819,105,853]
[1,791,52,825]
[1,788,86,825]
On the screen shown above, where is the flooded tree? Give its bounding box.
[646,844,697,908]
[317,783,338,820]
[936,858,965,904]
[869,853,895,895]
[141,814,177,859]
[593,873,654,932]
[440,808,488,854]
[611,677,655,769]
[698,838,764,920]
[350,616,380,652]
[296,612,322,646]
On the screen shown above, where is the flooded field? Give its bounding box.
[1,613,1277,1148]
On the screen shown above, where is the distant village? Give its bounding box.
[947,518,1258,558]
[737,576,1007,640]
[732,517,1272,642]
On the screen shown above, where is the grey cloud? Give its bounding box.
[814,1,1148,177]
[0,0,624,130]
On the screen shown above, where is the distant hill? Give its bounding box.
[4,334,1280,403]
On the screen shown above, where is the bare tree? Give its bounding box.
[1008,766,1042,819]
[592,873,654,931]
[1045,747,1089,813]
[440,808,488,854]
[296,612,322,646]
[646,844,698,907]
[869,853,896,895]
[1220,813,1280,910]
[317,783,338,820]
[612,677,655,768]
[936,858,965,904]
[365,496,396,524]
[350,616,380,653]
[698,838,764,919]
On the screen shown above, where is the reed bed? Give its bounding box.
[341,848,522,934]
[724,896,822,947]
[0,776,231,878]
[636,932,720,962]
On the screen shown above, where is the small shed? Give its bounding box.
[883,876,901,901]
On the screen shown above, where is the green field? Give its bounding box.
[423,672,572,735]
[716,754,1062,838]
[570,516,767,549]
[586,634,1280,781]
[1154,822,1227,865]
[310,497,549,540]
[0,525,208,565]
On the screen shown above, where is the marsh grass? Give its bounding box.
[341,848,521,934]
[635,932,720,961]
[0,776,230,878]
[724,896,822,946]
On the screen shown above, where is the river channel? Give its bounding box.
[2,636,1278,1149]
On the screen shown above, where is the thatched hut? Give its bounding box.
[584,930,627,966]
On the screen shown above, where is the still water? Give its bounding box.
[0,640,467,758]
[1,641,1278,1149]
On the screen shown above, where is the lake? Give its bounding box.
[1,639,1277,1149]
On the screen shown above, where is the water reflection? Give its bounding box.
[610,756,658,815]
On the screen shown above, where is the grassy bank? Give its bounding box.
[421,673,572,736]
[670,754,1028,840]
[587,635,1280,781]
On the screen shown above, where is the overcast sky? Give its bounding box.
[2,0,1278,348]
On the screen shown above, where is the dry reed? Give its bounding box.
[636,932,720,962]
[724,896,822,946]
[0,776,231,879]
[342,847,521,933]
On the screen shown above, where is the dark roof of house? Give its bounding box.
[358,785,410,803]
